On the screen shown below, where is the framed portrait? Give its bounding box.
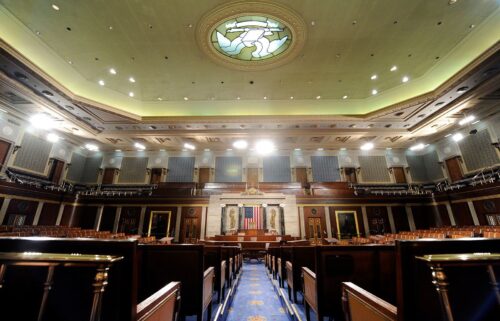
[147,211,172,238]
[335,210,360,239]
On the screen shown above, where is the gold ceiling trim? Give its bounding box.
[196,1,307,71]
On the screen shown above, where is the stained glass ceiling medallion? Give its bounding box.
[212,16,292,61]
[197,1,307,71]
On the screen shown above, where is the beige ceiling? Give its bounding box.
[0,0,499,117]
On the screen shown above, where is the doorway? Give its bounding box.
[182,217,198,243]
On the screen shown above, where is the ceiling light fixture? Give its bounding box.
[85,143,99,151]
[255,140,275,155]
[98,80,105,86]
[360,142,374,150]
[290,96,294,100]
[471,120,480,125]
[342,95,348,99]
[115,149,122,152]
[233,140,248,150]
[30,113,56,130]
[452,133,464,142]
[445,134,452,138]
[109,68,117,75]
[402,76,409,83]
[51,4,60,11]
[409,143,427,151]
[134,142,146,150]
[183,143,196,150]
[294,148,301,151]
[236,96,240,100]
[371,74,377,80]
[458,115,475,125]
[46,133,60,143]
[263,96,267,100]
[317,148,324,151]
[129,92,134,97]
[372,89,378,95]
[129,77,136,83]
[340,147,347,151]
[157,97,163,101]
[390,65,397,72]
[184,97,189,101]
[316,95,321,99]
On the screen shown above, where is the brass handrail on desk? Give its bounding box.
[416,253,500,321]
[0,252,123,321]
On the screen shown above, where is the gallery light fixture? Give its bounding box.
[52,4,60,11]
[452,133,464,142]
[183,143,196,150]
[390,65,397,72]
[459,115,475,125]
[109,68,117,75]
[409,143,427,151]
[30,113,56,130]
[128,92,134,97]
[85,143,99,151]
[46,133,60,143]
[371,74,378,80]
[360,142,374,150]
[402,76,409,83]
[134,142,146,150]
[255,139,275,155]
[372,89,378,95]
[233,140,248,150]
[98,80,105,86]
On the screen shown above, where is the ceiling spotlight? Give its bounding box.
[263,96,267,100]
[445,133,452,138]
[317,148,324,151]
[294,148,301,151]
[452,133,464,142]
[340,147,347,151]
[183,143,196,150]
[371,74,377,80]
[85,143,99,151]
[115,149,122,152]
[402,76,409,83]
[184,97,189,101]
[458,115,475,125]
[390,65,397,72]
[128,77,136,83]
[360,142,374,150]
[51,4,60,11]
[342,95,348,99]
[109,68,117,75]
[372,89,378,95]
[30,113,56,130]
[255,139,275,155]
[98,80,105,86]
[409,143,427,151]
[236,96,241,100]
[233,140,248,150]
[386,147,392,150]
[157,97,163,101]
[471,120,480,125]
[134,142,146,150]
[316,95,321,99]
[129,92,134,97]
[46,133,60,143]
[290,96,294,100]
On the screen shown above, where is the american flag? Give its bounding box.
[243,206,262,229]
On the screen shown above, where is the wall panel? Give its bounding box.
[263,156,291,182]
[166,157,195,182]
[451,203,474,226]
[38,203,59,226]
[459,129,498,172]
[214,157,242,182]
[13,133,52,174]
[359,156,390,182]
[311,156,340,182]
[118,157,148,183]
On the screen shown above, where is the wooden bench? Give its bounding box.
[284,245,316,303]
[0,237,180,321]
[204,245,226,303]
[302,245,396,321]
[138,244,214,321]
[342,282,397,321]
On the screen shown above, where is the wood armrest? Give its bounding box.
[342,282,397,321]
[137,281,181,321]
[302,267,317,312]
[203,267,215,310]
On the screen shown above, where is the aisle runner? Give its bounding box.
[227,262,289,321]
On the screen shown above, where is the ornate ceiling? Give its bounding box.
[0,0,499,151]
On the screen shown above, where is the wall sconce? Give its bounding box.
[65,163,72,170]
[146,168,151,175]
[12,145,21,154]
[493,142,500,152]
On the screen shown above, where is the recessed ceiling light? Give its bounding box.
[471,120,480,125]
[459,115,475,125]
[236,96,240,100]
[157,97,163,101]
[445,133,452,138]
[311,21,316,26]
[294,148,301,151]
[317,148,324,151]
[390,65,397,72]
[342,95,348,99]
[233,140,248,150]
[98,80,105,86]
[409,143,427,151]
[68,60,72,64]
[129,92,134,97]
[84,143,99,151]
[386,147,392,150]
[46,133,59,143]
[402,76,409,83]
[452,133,464,142]
[183,143,196,150]
[30,113,56,130]
[360,142,374,150]
[51,4,60,11]
[184,97,189,101]
[372,89,378,95]
[255,139,275,155]
[263,96,267,100]
[371,74,378,80]
[115,149,122,152]
[316,95,321,99]
[108,26,113,30]
[109,68,117,75]
[134,142,146,150]
[129,77,136,83]
[290,96,294,100]
[340,147,347,151]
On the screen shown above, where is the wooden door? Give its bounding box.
[392,167,407,183]
[247,168,259,188]
[50,159,65,184]
[102,168,116,184]
[344,167,357,183]
[198,168,211,186]
[0,139,11,171]
[445,157,463,182]
[150,168,163,184]
[182,217,198,243]
[307,217,322,245]
[295,167,308,185]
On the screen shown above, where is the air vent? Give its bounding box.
[41,90,54,97]
[310,136,324,143]
[335,136,351,143]
[206,137,221,143]
[14,72,28,80]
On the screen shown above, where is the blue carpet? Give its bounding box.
[282,280,321,321]
[227,262,290,321]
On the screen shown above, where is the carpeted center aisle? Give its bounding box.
[227,262,289,321]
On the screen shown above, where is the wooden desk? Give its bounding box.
[0,252,123,321]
